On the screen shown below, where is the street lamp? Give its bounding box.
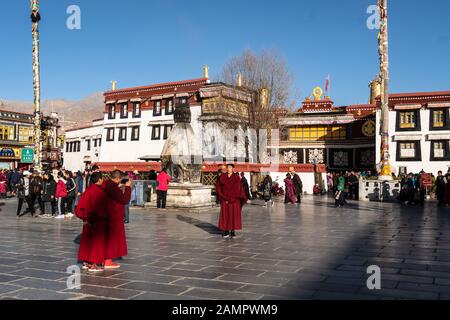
[31,0,42,171]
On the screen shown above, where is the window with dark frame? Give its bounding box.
[119,127,127,141]
[163,125,173,140]
[66,142,69,153]
[131,126,140,141]
[76,141,81,152]
[94,139,98,148]
[153,100,162,116]
[396,110,421,131]
[178,97,188,104]
[431,140,450,161]
[152,125,161,140]
[106,128,115,141]
[132,102,141,118]
[396,141,422,161]
[108,104,116,119]
[86,139,91,151]
[430,109,449,130]
[165,99,174,115]
[120,103,128,119]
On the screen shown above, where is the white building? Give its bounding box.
[375,90,450,175]
[63,119,103,172]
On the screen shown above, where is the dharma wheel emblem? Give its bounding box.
[312,87,323,101]
[362,120,376,137]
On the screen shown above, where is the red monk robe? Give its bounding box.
[76,184,109,265]
[218,173,248,231]
[102,180,131,260]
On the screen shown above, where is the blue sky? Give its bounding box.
[1,0,449,106]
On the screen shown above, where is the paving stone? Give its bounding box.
[11,288,81,300]
[180,287,262,300]
[172,278,245,291]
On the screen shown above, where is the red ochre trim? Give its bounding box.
[94,162,323,173]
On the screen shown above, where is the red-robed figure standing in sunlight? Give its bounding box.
[102,170,132,269]
[217,164,248,239]
[76,172,109,272]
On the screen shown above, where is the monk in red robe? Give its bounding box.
[102,170,131,269]
[76,172,109,272]
[217,164,248,238]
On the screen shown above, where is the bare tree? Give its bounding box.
[220,49,293,132]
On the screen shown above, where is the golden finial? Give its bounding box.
[237,73,243,87]
[203,65,209,79]
[111,80,117,91]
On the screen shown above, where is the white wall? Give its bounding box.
[64,124,103,172]
[99,105,203,163]
[376,108,450,176]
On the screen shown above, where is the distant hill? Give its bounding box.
[0,92,105,131]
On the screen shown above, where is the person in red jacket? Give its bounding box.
[102,170,131,269]
[218,164,248,239]
[156,168,171,208]
[55,171,67,219]
[76,172,109,272]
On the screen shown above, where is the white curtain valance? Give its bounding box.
[427,134,450,141]
[393,135,422,141]
[150,96,163,101]
[393,104,422,110]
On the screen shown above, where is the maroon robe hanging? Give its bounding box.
[102,180,131,260]
[217,173,248,231]
[76,184,109,264]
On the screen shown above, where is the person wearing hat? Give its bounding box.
[15,171,34,217]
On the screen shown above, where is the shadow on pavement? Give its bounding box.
[176,215,222,235]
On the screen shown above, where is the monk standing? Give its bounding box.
[218,164,248,238]
[102,170,132,269]
[76,172,109,272]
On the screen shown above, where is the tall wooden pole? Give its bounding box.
[31,0,42,170]
[378,0,391,179]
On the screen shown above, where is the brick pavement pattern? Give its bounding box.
[0,196,450,300]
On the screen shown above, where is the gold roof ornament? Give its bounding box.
[312,87,323,101]
[237,73,243,87]
[260,88,269,109]
[111,80,117,91]
[203,65,209,79]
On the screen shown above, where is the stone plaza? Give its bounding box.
[0,196,450,300]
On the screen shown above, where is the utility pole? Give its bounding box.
[31,0,42,171]
[378,0,391,179]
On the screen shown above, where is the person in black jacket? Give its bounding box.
[30,171,44,216]
[15,171,34,217]
[41,172,57,217]
[64,171,77,217]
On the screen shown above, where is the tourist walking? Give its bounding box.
[292,171,303,204]
[30,171,44,216]
[55,171,67,219]
[262,175,274,207]
[156,168,171,209]
[65,171,77,217]
[435,171,447,207]
[284,173,297,204]
[102,170,132,269]
[217,164,247,238]
[334,173,346,207]
[240,172,252,201]
[41,172,57,217]
[15,171,33,217]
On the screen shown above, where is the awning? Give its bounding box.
[428,102,450,108]
[279,116,355,126]
[163,94,174,98]
[393,104,422,110]
[130,98,142,102]
[427,134,450,141]
[176,93,189,97]
[393,135,422,141]
[117,99,128,103]
[105,100,116,105]
[151,96,163,101]
[139,155,161,161]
